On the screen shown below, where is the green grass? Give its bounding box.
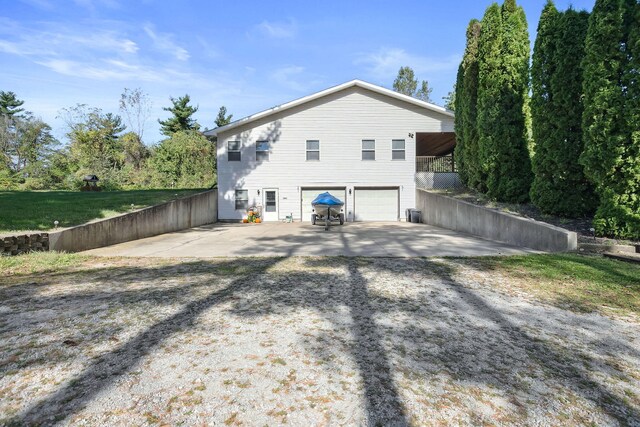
[0,251,89,276]
[461,253,640,316]
[0,189,204,233]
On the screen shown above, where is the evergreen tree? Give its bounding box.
[477,0,532,202]
[455,19,482,190]
[415,80,433,102]
[0,91,25,117]
[214,106,233,127]
[453,63,466,184]
[443,87,455,111]
[393,66,418,96]
[581,0,640,238]
[158,95,200,136]
[476,3,503,193]
[531,4,595,216]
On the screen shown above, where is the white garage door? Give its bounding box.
[301,187,346,222]
[354,188,399,221]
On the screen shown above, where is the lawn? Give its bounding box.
[0,189,205,233]
[1,253,638,425]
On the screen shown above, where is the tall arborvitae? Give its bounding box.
[476,3,503,194]
[453,62,466,184]
[581,0,640,239]
[530,1,559,209]
[531,3,596,216]
[459,19,482,190]
[488,0,532,202]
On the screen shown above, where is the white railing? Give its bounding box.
[416,155,456,173]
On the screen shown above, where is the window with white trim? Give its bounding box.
[362,140,375,160]
[228,141,241,161]
[235,189,248,210]
[392,139,406,160]
[256,140,269,161]
[306,140,320,161]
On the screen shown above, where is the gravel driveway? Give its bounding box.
[1,257,639,426]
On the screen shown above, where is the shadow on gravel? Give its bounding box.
[2,257,638,425]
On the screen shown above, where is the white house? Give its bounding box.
[204,79,457,222]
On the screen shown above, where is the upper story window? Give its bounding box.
[235,189,248,210]
[228,141,241,161]
[362,140,375,160]
[392,139,406,160]
[306,140,320,161]
[256,140,269,161]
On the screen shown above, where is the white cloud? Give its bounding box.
[143,24,189,61]
[255,19,297,39]
[270,65,323,92]
[355,47,460,80]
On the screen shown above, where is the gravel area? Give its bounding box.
[1,257,639,426]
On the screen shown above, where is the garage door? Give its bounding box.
[354,188,399,221]
[301,187,346,222]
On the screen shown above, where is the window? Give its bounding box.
[362,140,375,160]
[306,140,320,161]
[228,141,241,161]
[235,189,248,210]
[256,140,269,161]
[392,139,406,160]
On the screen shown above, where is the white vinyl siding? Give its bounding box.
[306,140,320,161]
[216,85,454,220]
[362,140,375,160]
[392,139,406,160]
[354,188,399,221]
[228,141,241,161]
[301,187,346,221]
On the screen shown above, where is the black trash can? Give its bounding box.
[405,208,413,222]
[410,209,422,223]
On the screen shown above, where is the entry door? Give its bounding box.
[262,189,279,221]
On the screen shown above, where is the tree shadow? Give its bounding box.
[3,256,639,425]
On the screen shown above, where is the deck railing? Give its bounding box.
[416,155,456,172]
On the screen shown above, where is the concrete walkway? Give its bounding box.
[84,222,535,258]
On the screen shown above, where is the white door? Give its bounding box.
[301,187,346,222]
[354,188,399,221]
[262,189,279,221]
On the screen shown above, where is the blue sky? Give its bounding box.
[1,0,594,145]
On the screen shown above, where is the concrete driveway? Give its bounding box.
[84,222,535,257]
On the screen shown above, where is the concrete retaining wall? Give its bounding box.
[416,189,577,252]
[49,189,217,253]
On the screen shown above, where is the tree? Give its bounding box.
[581,0,640,239]
[443,87,455,111]
[477,0,532,202]
[119,88,152,142]
[455,19,482,189]
[530,3,596,217]
[0,113,58,189]
[158,94,200,136]
[392,66,434,103]
[149,130,216,188]
[214,106,233,127]
[393,66,418,96]
[415,80,433,102]
[0,91,25,118]
[60,105,127,186]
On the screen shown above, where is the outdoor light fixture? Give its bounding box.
[257,189,261,195]
[54,220,59,229]
[349,189,352,195]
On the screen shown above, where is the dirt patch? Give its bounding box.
[1,257,639,426]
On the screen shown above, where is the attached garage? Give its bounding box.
[354,187,399,221]
[301,187,346,222]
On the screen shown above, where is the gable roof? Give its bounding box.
[204,79,454,137]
